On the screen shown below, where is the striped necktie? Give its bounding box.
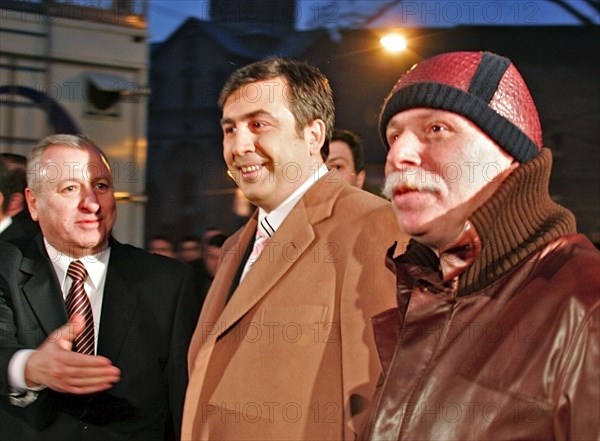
[66,260,95,355]
[240,217,274,281]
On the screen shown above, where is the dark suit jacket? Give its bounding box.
[0,209,40,242]
[188,258,213,308]
[0,235,201,441]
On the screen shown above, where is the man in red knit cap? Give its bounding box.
[363,51,599,440]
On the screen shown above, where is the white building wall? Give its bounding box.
[0,4,148,246]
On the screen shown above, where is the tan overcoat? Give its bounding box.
[182,175,406,440]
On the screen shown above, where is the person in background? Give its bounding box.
[146,234,177,259]
[177,235,203,263]
[192,233,229,307]
[0,134,201,440]
[182,57,407,441]
[199,226,225,261]
[363,51,599,441]
[202,233,228,279]
[327,128,366,188]
[0,153,40,241]
[177,230,226,303]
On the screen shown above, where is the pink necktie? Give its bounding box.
[66,260,95,355]
[240,229,269,281]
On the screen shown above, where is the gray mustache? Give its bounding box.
[382,171,441,199]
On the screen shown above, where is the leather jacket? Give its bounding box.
[363,150,600,441]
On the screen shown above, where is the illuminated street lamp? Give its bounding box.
[380,32,407,53]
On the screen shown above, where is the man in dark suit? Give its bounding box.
[0,153,40,242]
[0,135,200,440]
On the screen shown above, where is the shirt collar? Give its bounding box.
[257,164,328,235]
[0,216,12,234]
[44,238,111,291]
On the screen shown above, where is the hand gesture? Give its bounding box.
[24,314,121,394]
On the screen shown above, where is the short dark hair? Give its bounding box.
[331,129,365,172]
[0,153,27,200]
[218,57,335,161]
[0,161,11,212]
[207,233,228,248]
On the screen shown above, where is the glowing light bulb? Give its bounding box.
[380,33,407,53]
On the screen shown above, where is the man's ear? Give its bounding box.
[24,188,39,221]
[356,170,366,189]
[305,119,326,157]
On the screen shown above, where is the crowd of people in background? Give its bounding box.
[1,52,598,441]
[146,228,228,306]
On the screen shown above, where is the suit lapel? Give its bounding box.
[97,242,139,362]
[20,236,68,337]
[16,237,140,357]
[214,174,345,338]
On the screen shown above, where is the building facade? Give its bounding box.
[0,0,149,246]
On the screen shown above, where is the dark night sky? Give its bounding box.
[147,0,598,42]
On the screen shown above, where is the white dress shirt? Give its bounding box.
[0,216,12,234]
[240,164,329,280]
[258,164,329,233]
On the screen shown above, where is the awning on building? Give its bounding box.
[86,72,134,92]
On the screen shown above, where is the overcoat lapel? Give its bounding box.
[216,202,315,337]
[197,216,257,329]
[20,237,68,337]
[96,242,139,362]
[214,174,344,338]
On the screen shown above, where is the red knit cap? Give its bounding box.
[379,51,542,162]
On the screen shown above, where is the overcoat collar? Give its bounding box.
[208,172,346,339]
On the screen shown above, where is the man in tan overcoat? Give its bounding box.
[182,58,406,441]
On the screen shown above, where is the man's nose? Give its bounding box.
[79,188,100,212]
[386,130,423,171]
[230,127,256,157]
